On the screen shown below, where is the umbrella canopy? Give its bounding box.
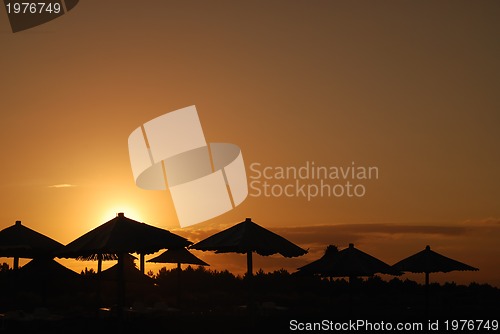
[297,243,396,279]
[296,244,340,276]
[0,257,83,308]
[392,245,478,317]
[147,247,209,267]
[392,245,479,275]
[148,247,208,308]
[190,218,307,276]
[392,245,478,288]
[59,213,192,261]
[16,257,81,282]
[0,221,64,269]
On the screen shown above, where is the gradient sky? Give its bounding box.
[0,1,499,286]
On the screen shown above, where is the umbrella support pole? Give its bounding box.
[140,253,145,274]
[425,272,430,319]
[97,254,102,273]
[96,254,103,310]
[348,276,354,317]
[176,263,181,307]
[96,276,102,310]
[246,251,253,277]
[13,257,19,270]
[246,251,256,313]
[117,253,126,319]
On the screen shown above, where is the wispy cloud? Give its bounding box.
[462,217,500,226]
[48,184,77,188]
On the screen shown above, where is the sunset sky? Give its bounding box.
[0,1,499,286]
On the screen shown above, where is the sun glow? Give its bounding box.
[99,205,145,224]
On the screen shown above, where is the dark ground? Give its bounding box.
[0,267,498,333]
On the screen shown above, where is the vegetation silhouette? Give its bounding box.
[0,227,495,332]
[0,261,498,333]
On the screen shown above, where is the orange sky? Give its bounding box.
[0,1,499,286]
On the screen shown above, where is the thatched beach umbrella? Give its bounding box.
[296,245,339,275]
[148,248,208,307]
[59,213,191,309]
[97,254,154,285]
[12,257,83,305]
[148,247,209,270]
[0,221,63,269]
[191,218,306,309]
[392,245,478,316]
[298,243,397,281]
[191,218,307,277]
[297,243,398,315]
[94,254,156,306]
[392,245,479,286]
[59,213,191,273]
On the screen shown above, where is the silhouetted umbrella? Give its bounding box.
[17,258,82,291]
[392,245,478,317]
[392,245,478,287]
[297,243,397,315]
[191,218,307,277]
[0,221,63,269]
[97,254,154,285]
[18,257,81,282]
[297,244,397,281]
[59,212,191,272]
[148,247,209,268]
[59,213,191,310]
[94,254,156,307]
[296,245,340,276]
[148,248,208,307]
[2,257,83,307]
